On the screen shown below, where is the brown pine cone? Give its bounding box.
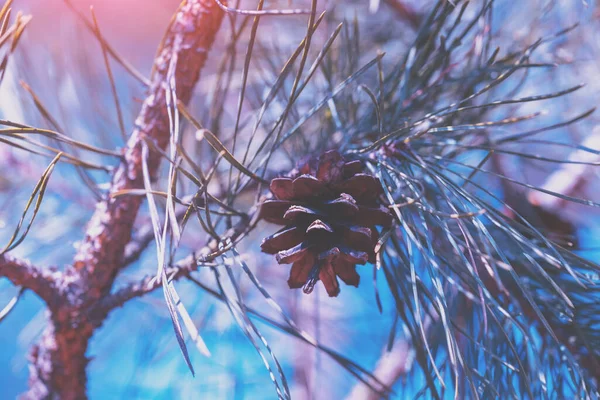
[259,150,393,297]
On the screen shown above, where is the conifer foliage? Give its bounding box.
[0,0,599,399]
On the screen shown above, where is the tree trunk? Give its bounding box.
[25,316,94,400]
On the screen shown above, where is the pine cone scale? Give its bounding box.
[269,178,295,200]
[275,242,312,264]
[292,175,330,198]
[334,262,360,287]
[318,260,340,296]
[288,251,316,288]
[260,226,304,254]
[331,173,384,203]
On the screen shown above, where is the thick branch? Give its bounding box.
[0,254,59,307]
[25,322,92,400]
[70,0,225,304]
[24,2,226,399]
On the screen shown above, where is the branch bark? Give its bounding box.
[0,254,59,307]
[70,0,225,302]
[22,1,226,398]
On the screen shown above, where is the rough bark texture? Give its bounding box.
[71,0,225,300]
[15,1,226,398]
[25,322,93,400]
[0,254,58,307]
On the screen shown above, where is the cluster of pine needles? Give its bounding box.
[1,0,600,398]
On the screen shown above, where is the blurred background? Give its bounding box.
[1,0,600,399]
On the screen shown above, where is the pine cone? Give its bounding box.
[259,150,393,297]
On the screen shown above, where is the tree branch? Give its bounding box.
[0,254,59,307]
[70,0,225,304]
[23,1,227,398]
[346,137,598,396]
[90,255,208,317]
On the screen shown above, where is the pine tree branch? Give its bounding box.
[70,0,225,304]
[480,260,600,382]
[346,136,598,397]
[0,254,59,307]
[23,1,227,398]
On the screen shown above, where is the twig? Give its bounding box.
[90,257,209,318]
[121,193,233,268]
